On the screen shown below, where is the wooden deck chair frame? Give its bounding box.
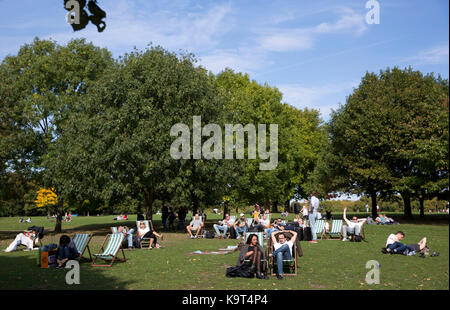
[137,220,154,248]
[321,219,342,240]
[72,233,93,262]
[268,232,298,276]
[92,233,126,267]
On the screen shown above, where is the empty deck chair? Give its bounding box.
[92,233,126,267]
[72,233,93,262]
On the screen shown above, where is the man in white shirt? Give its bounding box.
[383,231,415,255]
[187,213,204,239]
[342,208,366,241]
[269,230,297,280]
[309,191,320,243]
[213,214,232,239]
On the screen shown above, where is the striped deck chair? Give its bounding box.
[322,220,343,240]
[92,233,126,267]
[314,219,325,237]
[137,220,154,248]
[246,218,253,228]
[243,232,267,271]
[72,233,93,262]
[268,231,298,276]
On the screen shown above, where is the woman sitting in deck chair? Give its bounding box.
[227,234,268,279]
[137,221,163,248]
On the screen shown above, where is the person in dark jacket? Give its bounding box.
[236,234,267,279]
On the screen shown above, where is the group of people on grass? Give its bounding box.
[4,190,440,281]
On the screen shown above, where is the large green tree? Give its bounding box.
[324,67,448,218]
[45,46,223,220]
[0,38,114,231]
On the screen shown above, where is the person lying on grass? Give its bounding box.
[236,234,268,279]
[4,229,41,252]
[56,235,78,268]
[269,230,297,280]
[137,221,163,248]
[383,231,416,256]
[187,213,204,239]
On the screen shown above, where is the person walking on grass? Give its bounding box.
[308,191,320,243]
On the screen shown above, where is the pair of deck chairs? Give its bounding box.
[244,232,298,277]
[313,219,365,240]
[313,219,343,240]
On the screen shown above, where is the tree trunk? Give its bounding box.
[271,200,278,213]
[402,193,413,219]
[143,189,154,221]
[419,197,424,218]
[192,196,199,215]
[370,192,377,219]
[54,200,63,233]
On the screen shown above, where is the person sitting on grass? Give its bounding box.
[56,235,78,268]
[383,231,416,256]
[233,213,248,240]
[4,229,40,252]
[236,234,268,279]
[269,230,297,280]
[137,221,163,248]
[187,213,204,239]
[213,213,232,239]
[342,207,366,241]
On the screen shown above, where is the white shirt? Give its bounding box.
[274,240,294,256]
[386,234,398,247]
[138,227,150,237]
[345,220,363,229]
[260,219,270,227]
[310,196,319,212]
[302,207,308,216]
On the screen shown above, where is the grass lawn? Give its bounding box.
[0,214,448,290]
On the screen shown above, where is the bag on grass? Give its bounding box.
[353,235,363,242]
[226,264,254,278]
[204,231,215,239]
[303,227,312,241]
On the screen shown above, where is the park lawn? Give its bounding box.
[0,215,448,290]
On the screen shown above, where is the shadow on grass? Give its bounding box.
[0,253,134,290]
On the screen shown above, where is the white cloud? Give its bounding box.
[401,42,449,65]
[256,8,367,53]
[278,81,358,118]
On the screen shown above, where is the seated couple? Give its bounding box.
[56,235,79,268]
[342,208,366,241]
[375,214,396,225]
[213,213,236,239]
[382,231,431,256]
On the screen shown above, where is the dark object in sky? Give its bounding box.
[64,0,106,32]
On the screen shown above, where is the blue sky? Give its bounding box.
[1,0,448,121]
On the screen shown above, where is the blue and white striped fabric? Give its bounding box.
[314,220,325,235]
[329,220,343,236]
[94,233,124,260]
[73,233,89,254]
